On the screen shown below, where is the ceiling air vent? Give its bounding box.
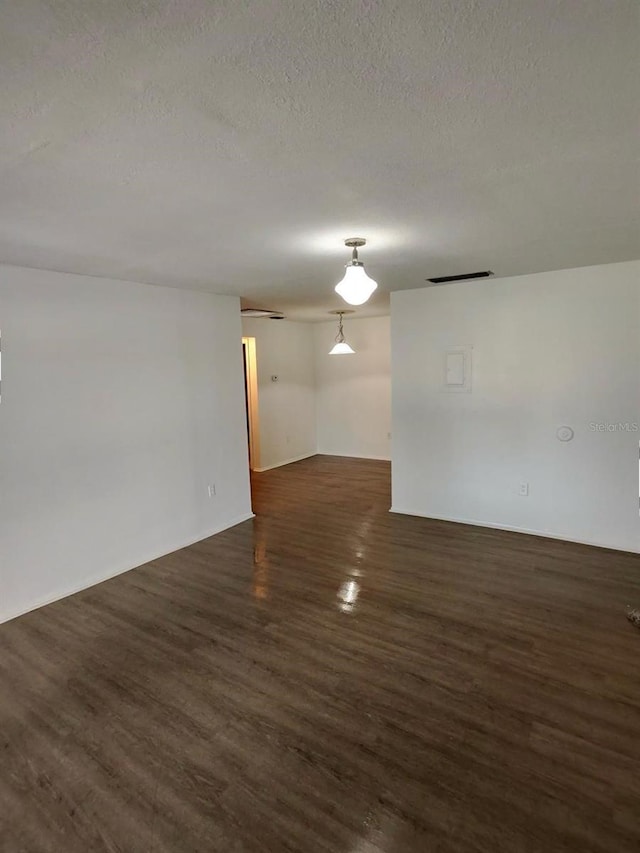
[241,308,285,319]
[427,270,494,284]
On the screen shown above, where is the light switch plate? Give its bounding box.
[442,346,472,393]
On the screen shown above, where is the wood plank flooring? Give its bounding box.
[1,455,639,852]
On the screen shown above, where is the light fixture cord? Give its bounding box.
[335,312,345,343]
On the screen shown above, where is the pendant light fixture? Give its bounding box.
[335,238,378,306]
[328,310,355,355]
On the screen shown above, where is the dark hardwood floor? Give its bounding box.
[1,455,639,852]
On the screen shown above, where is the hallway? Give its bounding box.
[1,456,639,852]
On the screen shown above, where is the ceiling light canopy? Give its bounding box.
[328,310,355,355]
[335,238,378,306]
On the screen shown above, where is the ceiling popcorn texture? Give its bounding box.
[0,0,637,320]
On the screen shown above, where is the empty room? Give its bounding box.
[0,2,638,852]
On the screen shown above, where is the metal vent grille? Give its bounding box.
[241,308,285,319]
[427,271,493,284]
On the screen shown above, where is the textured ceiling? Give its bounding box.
[1,0,638,320]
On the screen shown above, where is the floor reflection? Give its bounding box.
[252,523,270,600]
[337,574,361,613]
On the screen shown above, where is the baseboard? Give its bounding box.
[316,452,391,462]
[254,453,391,471]
[389,506,639,555]
[0,510,255,626]
[253,452,317,472]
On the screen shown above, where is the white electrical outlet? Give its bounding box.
[519,483,529,496]
[207,484,216,498]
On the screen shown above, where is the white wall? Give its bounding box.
[391,261,640,553]
[241,318,316,471]
[314,316,391,460]
[0,265,253,623]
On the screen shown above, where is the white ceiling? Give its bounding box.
[1,1,638,321]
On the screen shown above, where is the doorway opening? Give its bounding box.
[242,336,260,471]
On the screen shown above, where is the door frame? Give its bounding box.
[242,336,261,471]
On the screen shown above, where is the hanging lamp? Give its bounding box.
[328,310,355,355]
[335,238,378,306]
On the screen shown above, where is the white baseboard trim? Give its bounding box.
[389,506,639,554]
[316,452,391,462]
[0,510,255,626]
[253,452,317,472]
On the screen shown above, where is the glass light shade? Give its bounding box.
[329,341,355,355]
[335,264,378,306]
